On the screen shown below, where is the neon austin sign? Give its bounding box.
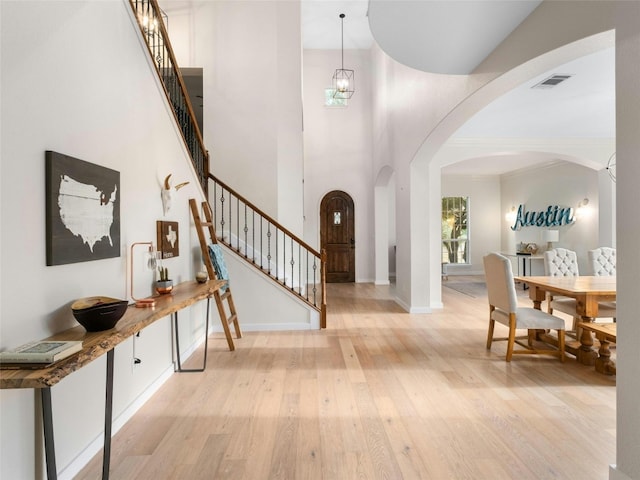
[510,204,574,231]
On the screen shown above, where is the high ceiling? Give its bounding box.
[163,1,616,176]
[367,0,541,74]
[302,0,373,49]
[302,0,615,175]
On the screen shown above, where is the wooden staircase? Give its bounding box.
[130,0,326,330]
[190,198,242,351]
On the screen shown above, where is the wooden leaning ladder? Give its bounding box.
[189,198,242,351]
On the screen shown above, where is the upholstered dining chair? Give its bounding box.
[588,247,616,276]
[483,253,565,362]
[543,248,581,325]
[588,247,617,319]
[544,248,616,336]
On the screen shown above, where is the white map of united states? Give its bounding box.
[58,175,117,252]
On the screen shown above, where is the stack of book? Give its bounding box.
[0,340,83,369]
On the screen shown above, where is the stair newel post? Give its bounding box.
[321,248,327,328]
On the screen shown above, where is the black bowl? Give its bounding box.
[71,296,129,332]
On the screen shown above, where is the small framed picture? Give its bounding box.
[157,221,179,259]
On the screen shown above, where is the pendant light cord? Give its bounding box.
[340,13,345,70]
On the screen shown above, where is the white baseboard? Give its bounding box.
[609,465,633,480]
[58,364,175,480]
[238,322,318,332]
[394,295,438,314]
[409,306,432,314]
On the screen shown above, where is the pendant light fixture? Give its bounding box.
[332,13,355,99]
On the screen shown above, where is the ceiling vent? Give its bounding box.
[532,74,573,89]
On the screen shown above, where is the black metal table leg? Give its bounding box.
[174,297,211,372]
[102,349,115,480]
[40,350,114,480]
[41,388,57,480]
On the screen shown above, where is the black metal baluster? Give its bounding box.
[290,237,295,291]
[298,243,301,295]
[220,187,225,241]
[267,223,272,274]
[212,181,217,227]
[235,195,239,251]
[228,189,232,247]
[312,257,318,306]
[243,204,248,258]
[306,250,310,302]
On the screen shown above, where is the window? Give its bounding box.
[325,88,348,107]
[442,196,469,265]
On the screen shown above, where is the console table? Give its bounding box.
[0,279,225,480]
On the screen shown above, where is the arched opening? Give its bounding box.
[374,166,396,285]
[406,32,615,311]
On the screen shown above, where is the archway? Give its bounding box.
[374,166,396,285]
[406,32,615,312]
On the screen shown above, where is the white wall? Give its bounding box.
[0,1,210,478]
[161,0,304,233]
[501,161,601,274]
[223,247,319,331]
[440,161,606,286]
[302,49,374,282]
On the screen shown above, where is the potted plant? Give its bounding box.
[156,266,173,294]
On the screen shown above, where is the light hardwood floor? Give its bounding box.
[76,278,616,479]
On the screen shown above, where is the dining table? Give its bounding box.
[514,275,616,365]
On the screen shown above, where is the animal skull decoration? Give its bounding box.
[161,174,189,216]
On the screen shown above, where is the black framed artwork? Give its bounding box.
[45,151,120,266]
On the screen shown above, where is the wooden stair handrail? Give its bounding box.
[128,0,209,192]
[209,173,322,258]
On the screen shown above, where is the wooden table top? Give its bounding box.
[514,275,616,295]
[0,279,225,390]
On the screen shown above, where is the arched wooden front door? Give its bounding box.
[320,191,355,283]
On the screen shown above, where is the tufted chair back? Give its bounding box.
[544,248,579,277]
[588,247,616,276]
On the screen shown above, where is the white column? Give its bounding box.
[611,2,640,479]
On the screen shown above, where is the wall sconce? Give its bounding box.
[130,242,158,308]
[505,206,517,223]
[576,198,591,219]
[542,230,559,250]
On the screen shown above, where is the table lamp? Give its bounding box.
[542,230,559,250]
[130,242,157,308]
